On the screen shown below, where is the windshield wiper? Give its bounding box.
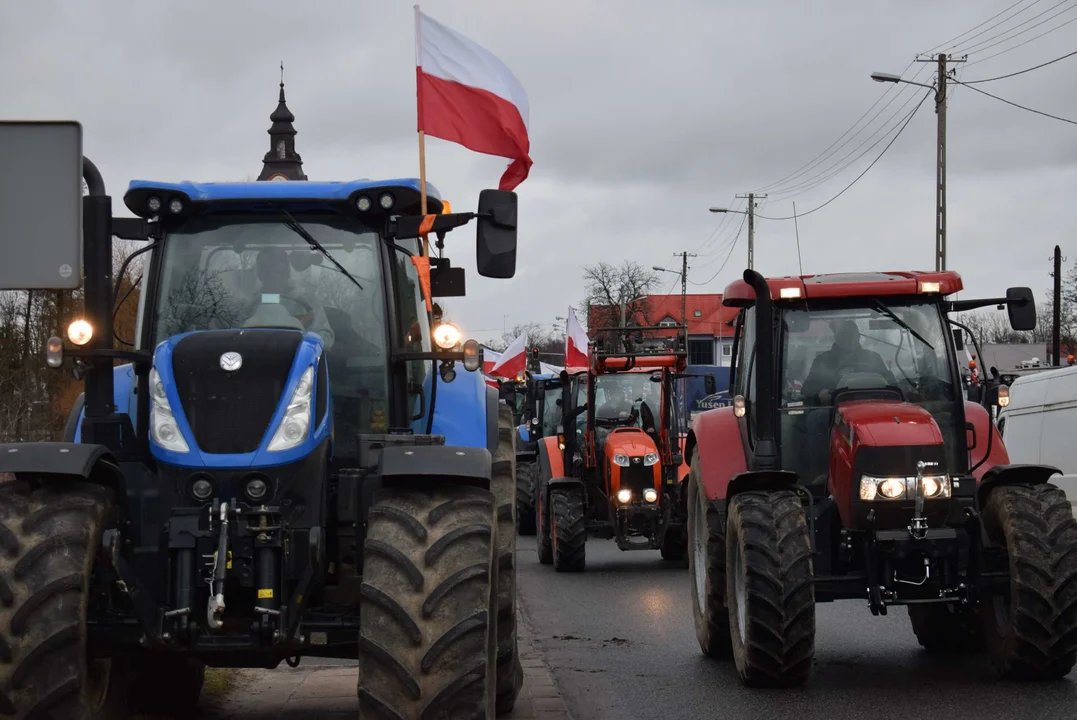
[276,208,362,290]
[869,299,933,350]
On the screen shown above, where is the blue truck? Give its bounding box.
[0,121,523,719]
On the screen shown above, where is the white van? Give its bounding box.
[996,365,1077,513]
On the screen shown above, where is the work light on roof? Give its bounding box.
[919,280,941,293]
[147,196,162,213]
[779,287,802,299]
[356,195,372,212]
[168,198,184,214]
[379,192,395,210]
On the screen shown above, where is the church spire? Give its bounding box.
[257,63,307,181]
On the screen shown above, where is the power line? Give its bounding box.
[956,1,1077,56]
[946,0,1050,55]
[962,47,1077,82]
[965,13,1077,67]
[689,213,746,287]
[755,88,934,222]
[953,78,1077,124]
[922,0,1040,54]
[692,197,743,254]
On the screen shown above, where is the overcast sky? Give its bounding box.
[3,0,1075,343]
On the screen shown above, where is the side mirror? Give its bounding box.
[672,452,684,466]
[951,328,964,352]
[476,189,517,279]
[704,374,717,395]
[1006,286,1036,331]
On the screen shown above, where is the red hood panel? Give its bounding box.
[604,428,656,457]
[838,401,944,447]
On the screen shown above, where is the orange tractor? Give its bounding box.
[533,344,714,571]
[686,269,1077,687]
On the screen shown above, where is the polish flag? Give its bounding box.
[482,347,503,376]
[565,308,589,368]
[490,332,528,379]
[415,7,532,191]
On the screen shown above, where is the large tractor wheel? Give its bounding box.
[550,488,586,573]
[515,460,537,536]
[535,471,553,566]
[979,483,1077,680]
[358,484,498,719]
[908,604,983,653]
[726,490,815,687]
[493,404,523,714]
[687,452,731,658]
[661,524,687,564]
[0,478,132,719]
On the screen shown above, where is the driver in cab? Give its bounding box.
[244,247,336,351]
[801,319,896,406]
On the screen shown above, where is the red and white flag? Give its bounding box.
[482,347,503,376]
[415,7,532,191]
[565,308,589,368]
[490,332,528,379]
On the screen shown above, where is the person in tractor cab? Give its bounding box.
[801,319,896,406]
[244,246,336,351]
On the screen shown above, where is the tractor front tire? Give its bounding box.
[551,489,586,573]
[358,484,498,719]
[726,490,815,687]
[908,604,983,653]
[535,474,553,566]
[0,478,131,719]
[516,461,537,536]
[687,452,732,659]
[493,404,523,714]
[980,483,1077,680]
[661,527,687,563]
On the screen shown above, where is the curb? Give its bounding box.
[507,594,573,719]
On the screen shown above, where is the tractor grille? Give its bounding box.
[619,459,654,495]
[171,330,302,455]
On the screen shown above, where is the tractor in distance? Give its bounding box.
[514,348,562,535]
[534,338,715,571]
[685,268,1077,688]
[0,120,525,719]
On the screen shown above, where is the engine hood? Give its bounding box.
[603,428,656,458]
[836,401,944,448]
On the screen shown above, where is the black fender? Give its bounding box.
[976,463,1062,512]
[380,444,492,490]
[0,441,125,493]
[485,385,501,455]
[726,470,800,506]
[547,476,585,497]
[63,392,86,443]
[516,449,538,465]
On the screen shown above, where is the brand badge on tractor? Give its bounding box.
[220,352,243,372]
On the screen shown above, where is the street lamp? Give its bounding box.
[708,196,761,270]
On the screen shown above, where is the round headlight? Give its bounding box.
[147,196,162,213]
[643,488,658,503]
[191,477,213,500]
[439,362,457,383]
[379,192,395,210]
[616,489,632,504]
[643,452,660,466]
[879,478,906,499]
[67,319,93,346]
[433,323,462,349]
[921,477,942,498]
[612,454,629,467]
[356,195,372,212]
[245,477,268,501]
[168,198,184,214]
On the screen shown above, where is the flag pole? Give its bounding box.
[415,5,430,257]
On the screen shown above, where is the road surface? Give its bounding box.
[519,539,1077,720]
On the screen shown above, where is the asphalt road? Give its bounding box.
[517,538,1077,720]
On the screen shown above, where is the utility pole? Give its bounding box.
[916,52,965,271]
[1053,245,1063,366]
[678,251,697,352]
[735,192,766,270]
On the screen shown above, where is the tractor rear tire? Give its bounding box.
[726,490,815,687]
[551,489,586,573]
[493,403,523,714]
[0,477,131,719]
[358,484,498,719]
[128,656,205,715]
[979,483,1077,680]
[907,604,983,653]
[516,461,537,536]
[687,451,732,659]
[536,473,553,566]
[661,527,687,563]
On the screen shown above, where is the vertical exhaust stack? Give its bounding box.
[743,269,779,471]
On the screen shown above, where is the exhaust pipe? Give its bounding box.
[743,269,779,471]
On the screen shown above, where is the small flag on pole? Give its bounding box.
[565,308,589,368]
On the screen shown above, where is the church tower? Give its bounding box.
[257,66,308,181]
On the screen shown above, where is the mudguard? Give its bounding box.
[687,407,747,502]
[430,367,491,452]
[976,463,1062,511]
[966,401,1010,481]
[380,444,493,490]
[548,477,584,491]
[70,364,137,442]
[0,442,125,491]
[726,470,800,505]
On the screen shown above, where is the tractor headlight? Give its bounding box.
[268,366,314,452]
[67,319,93,346]
[643,452,660,466]
[612,454,629,467]
[616,489,632,504]
[149,367,190,453]
[433,322,462,349]
[858,474,952,501]
[920,475,951,499]
[643,488,659,503]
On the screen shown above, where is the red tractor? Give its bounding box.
[686,269,1077,687]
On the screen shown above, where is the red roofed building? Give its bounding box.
[588,293,737,366]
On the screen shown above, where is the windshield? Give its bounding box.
[779,299,960,484]
[593,372,661,426]
[154,214,389,449]
[540,382,562,436]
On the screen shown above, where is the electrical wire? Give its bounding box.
[953,79,1077,124]
[955,0,1077,56]
[688,213,746,287]
[962,48,1077,81]
[921,0,1040,54]
[965,13,1077,67]
[692,197,743,254]
[945,0,1053,55]
[755,88,934,222]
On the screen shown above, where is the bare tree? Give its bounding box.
[484,321,565,364]
[581,261,657,351]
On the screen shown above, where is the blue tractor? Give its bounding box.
[512,364,563,536]
[0,122,523,718]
